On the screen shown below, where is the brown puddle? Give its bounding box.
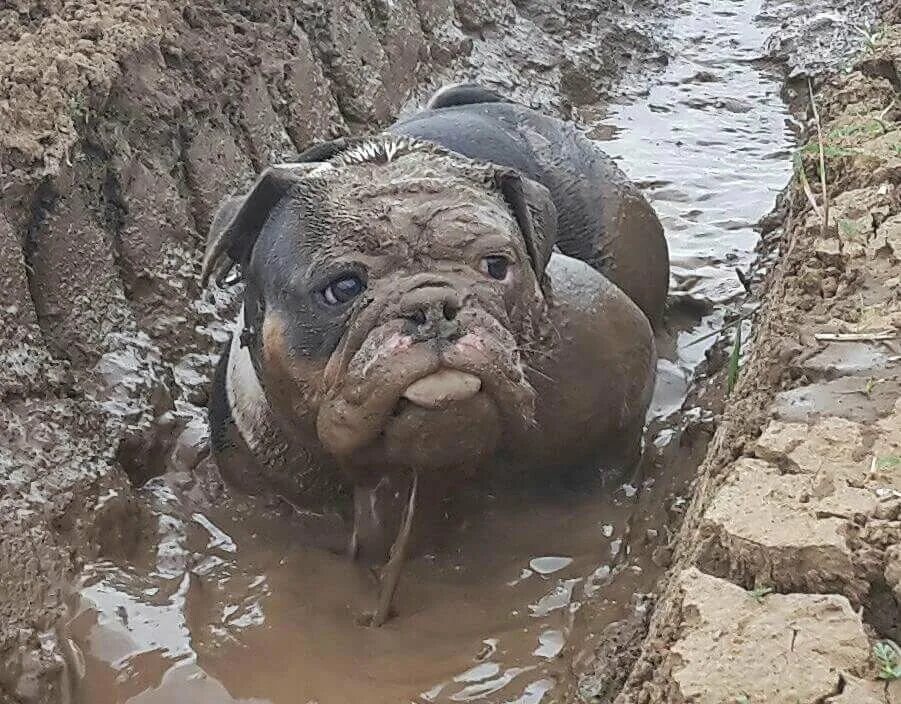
[65,0,808,699]
[69,406,712,704]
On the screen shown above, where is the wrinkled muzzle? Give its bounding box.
[316,275,536,483]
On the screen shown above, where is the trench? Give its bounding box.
[63,1,801,702]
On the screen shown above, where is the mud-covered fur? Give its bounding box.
[389,99,669,325]
[207,136,563,493]
[206,90,664,554]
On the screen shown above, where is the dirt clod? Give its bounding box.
[670,568,870,704]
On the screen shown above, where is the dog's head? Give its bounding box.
[205,137,557,484]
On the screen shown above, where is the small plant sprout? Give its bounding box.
[864,377,877,397]
[827,121,884,139]
[734,694,751,704]
[876,454,901,471]
[837,218,865,242]
[873,640,901,680]
[849,22,883,50]
[801,141,859,159]
[726,327,742,396]
[749,586,774,603]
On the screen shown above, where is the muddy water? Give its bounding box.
[583,0,797,388]
[68,0,797,701]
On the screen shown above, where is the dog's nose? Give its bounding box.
[403,298,459,325]
[400,287,462,340]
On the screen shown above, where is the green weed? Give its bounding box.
[801,141,859,159]
[726,327,742,396]
[748,586,774,604]
[864,377,877,398]
[67,94,89,125]
[873,641,901,680]
[876,455,901,471]
[850,23,884,50]
[828,121,885,140]
[837,218,865,241]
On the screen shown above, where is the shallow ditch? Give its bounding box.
[1,0,885,702]
[62,1,808,702]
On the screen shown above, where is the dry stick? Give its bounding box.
[684,313,746,347]
[371,470,419,627]
[797,163,823,221]
[808,78,830,238]
[814,330,897,342]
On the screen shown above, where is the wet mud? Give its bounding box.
[0,0,895,703]
[1,1,668,701]
[55,0,791,699]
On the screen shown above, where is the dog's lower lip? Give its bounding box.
[392,398,412,416]
[401,369,482,409]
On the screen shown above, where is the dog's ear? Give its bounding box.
[202,163,331,287]
[495,169,557,280]
[291,137,350,163]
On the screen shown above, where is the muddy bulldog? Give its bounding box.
[204,85,668,622]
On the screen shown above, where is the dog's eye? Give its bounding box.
[322,274,365,305]
[480,255,512,282]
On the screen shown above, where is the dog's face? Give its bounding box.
[205,139,557,485]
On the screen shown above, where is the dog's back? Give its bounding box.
[425,83,512,110]
[389,87,668,325]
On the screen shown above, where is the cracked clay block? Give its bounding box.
[670,568,870,704]
[699,454,872,600]
[753,416,871,483]
[827,674,901,704]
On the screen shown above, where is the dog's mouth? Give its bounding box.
[317,325,534,471]
[400,368,483,410]
[380,371,501,474]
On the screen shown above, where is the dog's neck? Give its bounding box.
[225,305,279,457]
[223,306,341,505]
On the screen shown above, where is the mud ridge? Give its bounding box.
[606,9,901,702]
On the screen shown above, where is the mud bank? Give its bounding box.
[0,1,673,701]
[601,9,901,703]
